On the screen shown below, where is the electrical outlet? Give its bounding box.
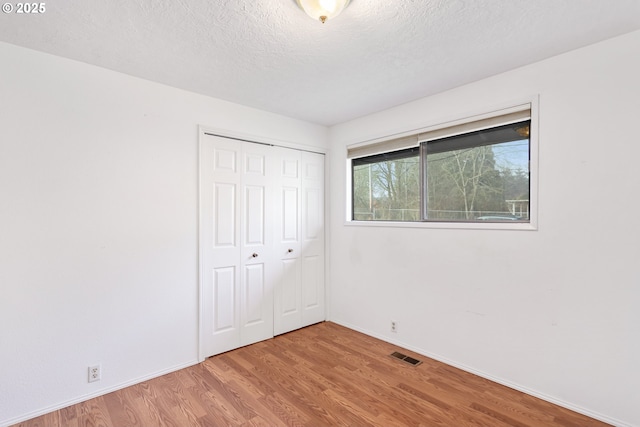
[88,365,101,383]
[391,321,398,333]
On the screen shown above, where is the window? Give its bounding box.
[352,148,420,221]
[350,106,532,224]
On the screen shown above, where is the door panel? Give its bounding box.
[241,261,270,346]
[215,147,237,172]
[280,258,300,314]
[244,264,265,324]
[201,137,275,357]
[201,137,242,357]
[213,266,236,331]
[302,255,320,309]
[214,183,236,247]
[244,185,265,246]
[245,152,265,175]
[281,157,299,179]
[239,143,273,347]
[304,187,321,240]
[273,148,302,335]
[281,187,299,241]
[301,152,325,327]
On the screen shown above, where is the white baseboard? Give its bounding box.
[1,359,200,427]
[330,318,629,427]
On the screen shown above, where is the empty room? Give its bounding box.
[1,1,639,426]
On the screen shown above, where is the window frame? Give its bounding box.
[345,99,538,231]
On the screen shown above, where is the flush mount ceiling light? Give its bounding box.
[295,0,351,23]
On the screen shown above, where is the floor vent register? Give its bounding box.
[390,351,422,366]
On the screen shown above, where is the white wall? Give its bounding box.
[327,30,640,426]
[0,42,327,426]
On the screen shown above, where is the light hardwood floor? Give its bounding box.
[14,322,608,426]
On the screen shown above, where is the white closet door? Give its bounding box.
[201,136,241,357]
[274,149,325,335]
[201,133,325,357]
[239,143,275,347]
[200,136,274,358]
[300,151,325,327]
[273,147,302,335]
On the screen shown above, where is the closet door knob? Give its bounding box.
[252,253,259,258]
[288,249,294,253]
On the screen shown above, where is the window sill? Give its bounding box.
[344,220,537,231]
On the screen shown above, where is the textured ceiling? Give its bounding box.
[1,0,640,126]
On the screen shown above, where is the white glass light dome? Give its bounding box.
[295,0,351,23]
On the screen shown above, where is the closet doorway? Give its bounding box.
[199,131,325,359]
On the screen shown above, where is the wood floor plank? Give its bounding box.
[213,354,278,400]
[237,350,342,426]
[14,411,62,427]
[333,364,466,426]
[102,389,144,427]
[257,392,309,426]
[76,397,114,427]
[185,367,248,425]
[12,322,611,427]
